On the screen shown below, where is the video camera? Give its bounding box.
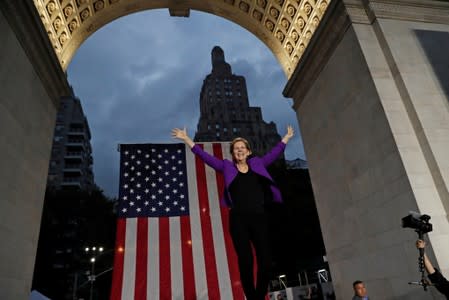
[401,211,433,235]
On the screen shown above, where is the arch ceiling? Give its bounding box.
[33,0,331,77]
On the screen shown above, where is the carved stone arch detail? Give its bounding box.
[32,0,332,77]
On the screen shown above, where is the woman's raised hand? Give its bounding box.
[171,127,188,140]
[171,127,195,148]
[282,125,294,144]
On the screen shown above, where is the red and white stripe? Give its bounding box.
[110,143,245,300]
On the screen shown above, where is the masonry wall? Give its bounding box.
[285,1,449,298]
[374,17,449,276]
[0,2,69,298]
[295,25,439,299]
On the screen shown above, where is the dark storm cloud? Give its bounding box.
[67,9,305,197]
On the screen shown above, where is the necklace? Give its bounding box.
[236,164,249,173]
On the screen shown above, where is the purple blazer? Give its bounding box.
[191,141,286,207]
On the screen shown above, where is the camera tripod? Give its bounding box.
[402,212,433,291]
[408,231,429,291]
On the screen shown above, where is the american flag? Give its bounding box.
[110,143,245,300]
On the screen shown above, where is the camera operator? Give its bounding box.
[416,239,449,298]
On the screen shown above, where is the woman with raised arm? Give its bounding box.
[171,125,294,300]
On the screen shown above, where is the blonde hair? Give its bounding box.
[230,137,251,155]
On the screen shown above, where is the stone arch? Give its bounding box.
[33,0,330,76]
[2,1,449,299]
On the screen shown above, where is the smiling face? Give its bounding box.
[230,139,251,163]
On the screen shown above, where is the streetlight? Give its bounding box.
[85,246,104,300]
[72,246,116,300]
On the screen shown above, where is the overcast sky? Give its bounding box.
[67,9,306,198]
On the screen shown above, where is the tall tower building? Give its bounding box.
[47,93,94,191]
[194,46,281,156]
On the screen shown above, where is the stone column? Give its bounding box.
[0,1,70,299]
[284,0,449,299]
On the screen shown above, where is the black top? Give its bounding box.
[229,169,266,214]
[429,269,449,298]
